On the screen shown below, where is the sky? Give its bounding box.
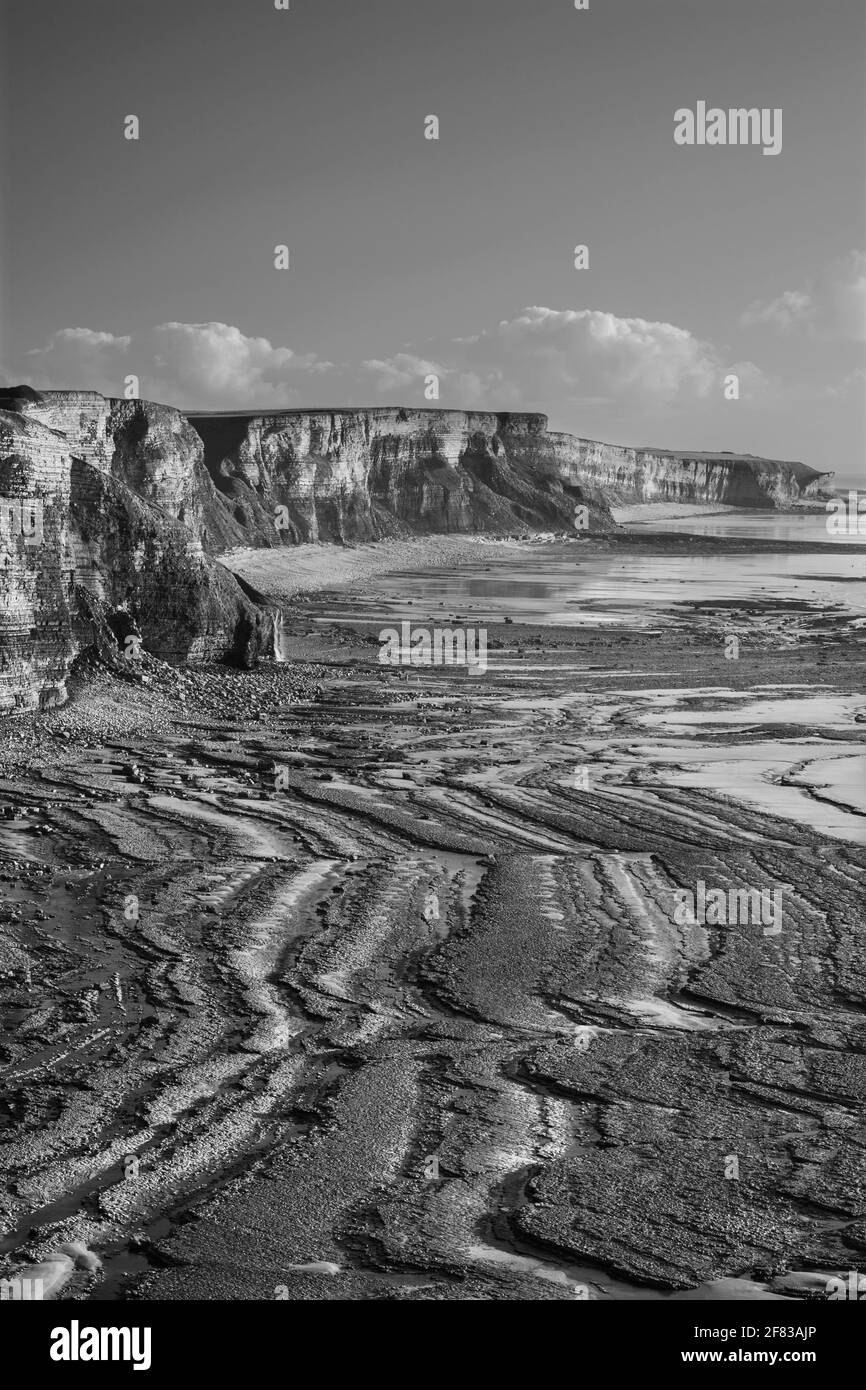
[1,0,864,482]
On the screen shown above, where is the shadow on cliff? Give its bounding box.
[69,458,280,671]
[188,408,616,546]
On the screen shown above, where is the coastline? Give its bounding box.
[217,523,865,619]
[1,524,863,1303]
[610,502,744,524]
[218,535,533,602]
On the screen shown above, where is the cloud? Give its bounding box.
[150,322,331,407]
[725,360,772,402]
[470,306,723,404]
[363,306,753,409]
[823,366,866,399]
[23,328,131,389]
[16,322,331,408]
[9,306,765,413]
[740,289,813,332]
[740,250,866,341]
[359,352,442,393]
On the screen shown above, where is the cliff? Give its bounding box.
[544,434,834,509]
[0,389,278,715]
[187,408,615,545]
[0,388,833,713]
[187,407,831,545]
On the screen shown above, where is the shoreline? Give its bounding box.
[613,501,834,524]
[1,523,863,1303]
[218,535,529,602]
[611,502,744,523]
[217,524,864,608]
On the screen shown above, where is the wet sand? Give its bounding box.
[219,535,525,601]
[1,531,864,1301]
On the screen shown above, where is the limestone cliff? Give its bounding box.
[544,433,833,508]
[188,407,831,546]
[0,389,278,714]
[188,408,615,545]
[0,388,833,712]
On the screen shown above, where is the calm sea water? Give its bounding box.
[294,538,866,844]
[313,544,866,627]
[623,509,866,545]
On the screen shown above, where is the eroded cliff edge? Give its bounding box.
[189,405,834,542]
[189,407,616,545]
[0,388,834,712]
[0,389,278,714]
[188,406,832,546]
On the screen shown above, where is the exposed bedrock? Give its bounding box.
[189,406,833,541]
[188,408,616,544]
[0,391,278,714]
[0,387,834,711]
[545,433,834,508]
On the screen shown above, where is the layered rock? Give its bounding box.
[545,433,833,508]
[188,407,831,545]
[188,408,615,544]
[0,388,834,712]
[0,409,74,711]
[2,387,113,471]
[0,391,278,715]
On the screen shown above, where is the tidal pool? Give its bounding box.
[312,546,865,627]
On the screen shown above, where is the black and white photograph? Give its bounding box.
[0,0,864,1367]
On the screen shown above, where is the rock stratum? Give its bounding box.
[188,406,832,541]
[0,563,862,1302]
[0,388,833,713]
[0,389,279,715]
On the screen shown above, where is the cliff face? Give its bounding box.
[0,389,278,715]
[188,407,831,545]
[544,434,833,509]
[188,408,615,545]
[0,388,833,713]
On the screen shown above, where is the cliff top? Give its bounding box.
[0,386,826,483]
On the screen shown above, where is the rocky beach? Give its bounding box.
[3,0,865,1363]
[1,497,863,1300]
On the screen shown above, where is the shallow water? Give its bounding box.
[315,546,865,627]
[297,544,866,845]
[623,509,866,546]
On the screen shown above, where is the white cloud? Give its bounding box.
[15,322,331,408]
[740,289,813,332]
[726,360,772,402]
[740,250,866,342]
[150,322,330,407]
[9,306,767,414]
[364,306,746,409]
[23,327,131,389]
[359,352,442,393]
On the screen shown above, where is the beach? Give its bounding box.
[0,528,864,1301]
